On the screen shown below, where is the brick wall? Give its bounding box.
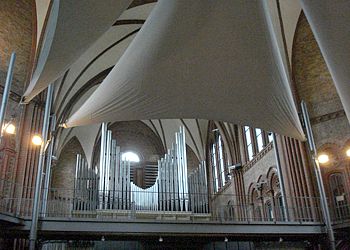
[51,137,85,194]
[292,13,350,208]
[0,0,34,95]
[107,121,165,163]
[293,12,350,147]
[243,149,276,194]
[0,0,36,194]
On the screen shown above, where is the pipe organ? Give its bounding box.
[188,161,209,213]
[73,154,98,211]
[74,124,209,213]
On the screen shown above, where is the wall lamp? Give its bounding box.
[31,134,43,146]
[317,154,329,164]
[2,120,16,135]
[346,149,350,158]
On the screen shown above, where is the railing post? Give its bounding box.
[301,101,335,250]
[29,84,54,250]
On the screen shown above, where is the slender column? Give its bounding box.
[173,143,179,211]
[105,130,112,209]
[272,133,289,221]
[41,115,56,215]
[0,53,16,143]
[169,150,174,211]
[127,160,130,209]
[29,84,54,250]
[77,154,82,210]
[88,160,92,210]
[109,140,116,208]
[73,154,80,210]
[114,146,120,208]
[203,161,209,213]
[98,123,107,209]
[83,158,87,210]
[181,126,189,211]
[301,101,335,250]
[118,157,122,209]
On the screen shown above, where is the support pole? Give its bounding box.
[29,83,54,250]
[41,115,56,215]
[272,133,289,221]
[301,101,335,250]
[0,52,16,142]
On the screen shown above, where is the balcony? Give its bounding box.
[0,178,331,242]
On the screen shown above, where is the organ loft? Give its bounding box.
[0,1,350,250]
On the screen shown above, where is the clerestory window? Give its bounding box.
[210,128,228,193]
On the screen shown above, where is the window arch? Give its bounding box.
[251,189,262,221]
[227,200,235,221]
[121,151,140,162]
[265,200,274,221]
[243,126,272,162]
[209,126,228,193]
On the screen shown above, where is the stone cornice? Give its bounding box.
[310,109,345,125]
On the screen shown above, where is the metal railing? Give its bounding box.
[329,193,350,224]
[1,178,349,224]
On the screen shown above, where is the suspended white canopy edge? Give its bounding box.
[300,0,350,125]
[65,0,305,141]
[22,0,132,103]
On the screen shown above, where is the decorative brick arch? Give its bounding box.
[266,166,280,197]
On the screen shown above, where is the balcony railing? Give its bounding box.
[1,178,348,224]
[329,193,350,224]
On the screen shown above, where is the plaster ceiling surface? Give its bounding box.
[278,0,302,63]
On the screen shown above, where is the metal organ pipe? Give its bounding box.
[73,126,208,213]
[99,123,107,209]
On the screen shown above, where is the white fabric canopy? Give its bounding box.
[22,0,132,102]
[300,0,350,124]
[66,0,305,140]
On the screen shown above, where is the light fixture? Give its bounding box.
[279,237,283,243]
[32,134,43,146]
[101,236,105,241]
[224,237,228,242]
[159,236,163,242]
[4,122,16,135]
[317,154,329,164]
[346,148,350,158]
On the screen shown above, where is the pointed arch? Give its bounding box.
[51,136,86,193]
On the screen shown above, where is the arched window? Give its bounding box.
[265,200,274,221]
[255,128,264,152]
[209,127,228,193]
[244,126,254,161]
[211,142,219,192]
[121,151,140,162]
[329,173,350,220]
[227,200,235,221]
[243,126,272,162]
[251,189,262,221]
